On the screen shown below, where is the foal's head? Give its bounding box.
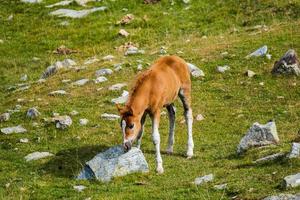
[116,104,141,151]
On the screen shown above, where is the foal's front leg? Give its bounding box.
[151,110,163,174]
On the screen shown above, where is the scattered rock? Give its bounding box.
[124,47,145,56]
[1,125,27,134]
[50,7,107,18]
[271,49,300,76]
[95,69,113,76]
[160,46,167,55]
[111,90,129,104]
[53,115,72,129]
[26,107,40,119]
[72,78,89,86]
[187,63,205,78]
[7,14,13,21]
[119,29,129,37]
[74,0,96,6]
[49,90,67,96]
[84,57,99,65]
[21,0,42,3]
[117,14,134,25]
[41,59,76,79]
[109,83,127,91]
[287,143,300,159]
[79,118,89,126]
[263,194,300,200]
[20,138,29,143]
[60,21,70,26]
[196,114,204,121]
[114,63,122,71]
[77,145,149,182]
[144,0,160,4]
[116,42,137,52]
[253,153,285,164]
[73,185,86,192]
[194,174,214,185]
[266,54,272,60]
[246,45,268,59]
[46,0,73,8]
[245,70,256,78]
[137,64,143,71]
[214,183,227,190]
[70,110,79,116]
[282,173,300,189]
[53,45,78,55]
[216,65,230,73]
[62,79,71,83]
[101,113,120,120]
[24,152,53,162]
[237,121,279,155]
[102,55,114,61]
[20,74,28,82]
[0,113,10,122]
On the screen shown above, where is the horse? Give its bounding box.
[116,55,194,174]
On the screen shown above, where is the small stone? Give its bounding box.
[287,143,300,158]
[94,76,107,84]
[125,47,145,56]
[246,45,268,58]
[102,55,114,61]
[263,193,300,200]
[20,138,29,143]
[214,183,227,190]
[70,110,79,116]
[196,114,204,121]
[20,74,28,81]
[237,121,279,155]
[101,113,120,120]
[84,57,99,65]
[52,112,60,117]
[216,65,230,73]
[116,14,134,25]
[60,21,70,26]
[119,29,129,37]
[53,115,72,129]
[45,0,73,8]
[49,90,67,96]
[32,57,40,61]
[137,64,143,71]
[221,52,229,57]
[272,49,300,76]
[62,79,71,83]
[26,107,40,119]
[72,79,89,86]
[50,7,107,19]
[282,173,300,188]
[109,83,127,91]
[187,63,205,78]
[79,118,89,126]
[32,122,39,127]
[24,152,53,162]
[253,153,285,164]
[1,125,27,134]
[73,185,86,192]
[259,82,264,86]
[0,113,10,122]
[160,46,167,55]
[194,174,213,185]
[95,69,113,76]
[201,35,207,39]
[7,14,13,21]
[266,54,272,60]
[245,70,256,78]
[21,0,42,3]
[111,90,129,104]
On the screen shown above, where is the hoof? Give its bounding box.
[156,166,164,174]
[187,150,193,159]
[166,147,173,155]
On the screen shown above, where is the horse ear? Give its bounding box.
[116,104,123,113]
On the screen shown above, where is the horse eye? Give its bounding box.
[128,124,134,129]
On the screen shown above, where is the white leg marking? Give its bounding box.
[152,118,163,174]
[185,109,194,158]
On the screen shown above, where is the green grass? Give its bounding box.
[0,0,300,199]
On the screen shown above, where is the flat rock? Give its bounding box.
[72,79,89,86]
[49,90,67,96]
[272,49,300,76]
[95,69,113,76]
[263,194,300,200]
[194,174,214,185]
[79,118,89,126]
[187,63,205,78]
[74,0,96,6]
[214,183,227,190]
[21,0,42,3]
[42,59,76,79]
[46,0,73,8]
[101,113,120,120]
[94,76,107,84]
[282,173,300,189]
[50,7,107,18]
[124,47,145,56]
[84,57,99,65]
[1,125,27,134]
[246,45,268,58]
[24,151,53,162]
[216,65,230,73]
[53,115,72,129]
[0,113,10,122]
[109,83,127,91]
[287,143,300,159]
[111,90,129,104]
[253,153,285,164]
[237,121,279,155]
[102,55,114,61]
[26,107,40,119]
[77,145,149,182]
[119,29,129,37]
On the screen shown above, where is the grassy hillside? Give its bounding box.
[0,0,300,199]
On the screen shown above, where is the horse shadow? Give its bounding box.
[41,145,109,178]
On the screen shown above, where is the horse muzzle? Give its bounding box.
[123,141,132,152]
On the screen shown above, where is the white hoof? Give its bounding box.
[156,165,164,174]
[187,149,193,159]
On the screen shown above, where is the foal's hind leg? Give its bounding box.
[166,104,176,154]
[179,87,194,159]
[136,112,147,149]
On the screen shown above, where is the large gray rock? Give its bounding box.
[237,121,279,155]
[287,143,300,158]
[263,194,300,200]
[50,7,107,18]
[1,125,27,134]
[26,107,40,119]
[77,145,149,182]
[272,49,300,76]
[282,173,300,189]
